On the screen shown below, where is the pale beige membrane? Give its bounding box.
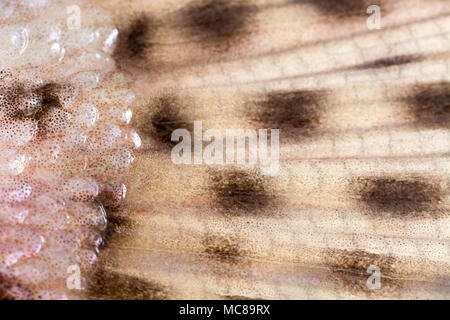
[94,0,450,299]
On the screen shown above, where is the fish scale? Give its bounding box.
[0,0,139,299]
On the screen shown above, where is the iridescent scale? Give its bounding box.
[0,0,139,299]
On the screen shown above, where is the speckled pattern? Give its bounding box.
[0,0,138,299]
[1,0,449,300]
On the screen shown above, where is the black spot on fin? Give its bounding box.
[180,0,257,50]
[209,168,276,215]
[139,94,193,148]
[351,176,446,217]
[87,269,167,300]
[405,82,450,128]
[354,54,422,69]
[248,89,328,138]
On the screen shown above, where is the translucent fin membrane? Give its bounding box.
[0,0,139,299]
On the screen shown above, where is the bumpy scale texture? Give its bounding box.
[0,0,140,299]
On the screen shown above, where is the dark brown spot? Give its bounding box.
[5,83,61,121]
[0,276,15,300]
[87,269,167,300]
[351,176,445,217]
[180,0,256,50]
[249,90,327,138]
[326,249,396,275]
[2,82,68,138]
[34,83,66,137]
[354,54,422,69]
[1,86,30,118]
[307,0,382,18]
[114,14,159,68]
[141,94,193,148]
[405,82,450,127]
[35,83,61,110]
[97,184,126,210]
[101,213,134,247]
[209,168,276,214]
[0,275,32,300]
[325,249,401,296]
[204,235,241,263]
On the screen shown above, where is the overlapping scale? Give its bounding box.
[0,0,140,299]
